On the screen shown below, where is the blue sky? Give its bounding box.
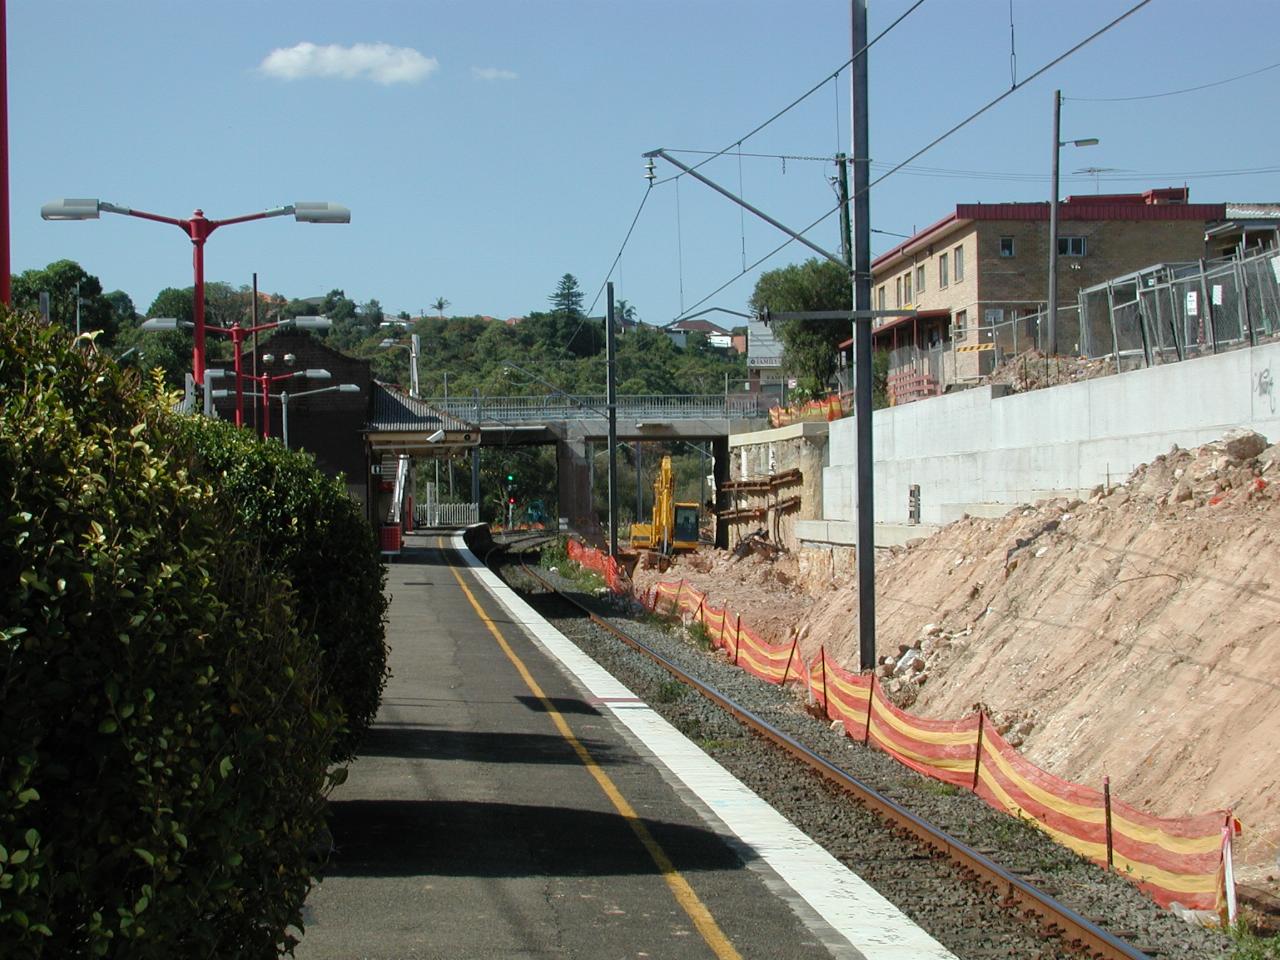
[10,0,1279,326]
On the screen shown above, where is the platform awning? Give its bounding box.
[364,382,481,455]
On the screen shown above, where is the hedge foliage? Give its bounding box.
[0,311,344,957]
[174,418,389,761]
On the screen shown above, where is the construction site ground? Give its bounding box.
[630,428,1280,900]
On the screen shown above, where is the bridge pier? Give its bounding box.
[554,432,595,533]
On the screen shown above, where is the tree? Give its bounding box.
[360,298,384,327]
[544,273,600,358]
[431,297,450,317]
[748,257,851,391]
[11,260,118,345]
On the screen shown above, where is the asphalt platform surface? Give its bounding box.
[294,533,845,960]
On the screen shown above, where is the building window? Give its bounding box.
[877,285,886,311]
[954,309,968,338]
[1058,236,1087,256]
[954,244,965,281]
[915,264,926,294]
[938,252,949,288]
[903,271,913,304]
[895,276,902,308]
[999,236,1015,257]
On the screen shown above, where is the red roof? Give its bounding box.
[873,189,1226,270]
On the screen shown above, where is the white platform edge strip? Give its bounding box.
[453,534,956,960]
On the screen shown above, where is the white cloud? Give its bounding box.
[472,66,518,82]
[260,42,439,85]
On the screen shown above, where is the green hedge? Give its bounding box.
[0,310,341,957]
[175,419,389,761]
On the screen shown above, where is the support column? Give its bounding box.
[554,430,594,533]
[712,435,730,549]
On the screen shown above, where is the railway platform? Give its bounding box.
[295,530,951,960]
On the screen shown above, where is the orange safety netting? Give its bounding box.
[565,539,627,592]
[638,575,1235,913]
[976,723,1231,911]
[768,392,849,428]
[645,579,807,687]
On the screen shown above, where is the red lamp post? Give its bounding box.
[41,198,349,385]
[250,355,332,440]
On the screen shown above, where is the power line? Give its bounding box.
[1067,59,1280,102]
[585,186,653,318]
[673,201,843,322]
[864,0,1155,196]
[654,0,930,186]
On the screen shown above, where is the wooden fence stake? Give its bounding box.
[863,675,875,745]
[820,647,830,719]
[1104,776,1114,871]
[972,712,986,792]
[733,614,741,666]
[781,636,798,685]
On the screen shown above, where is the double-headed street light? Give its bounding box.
[41,198,350,385]
[209,355,331,440]
[214,382,360,449]
[1048,90,1099,355]
[142,313,331,426]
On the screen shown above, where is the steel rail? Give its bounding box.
[514,559,1152,960]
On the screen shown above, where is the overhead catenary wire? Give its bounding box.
[1067,59,1280,102]
[669,0,1157,322]
[652,0,930,187]
[861,0,1155,197]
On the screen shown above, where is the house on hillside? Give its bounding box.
[662,316,730,350]
[870,188,1226,404]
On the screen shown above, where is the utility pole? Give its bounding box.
[606,282,620,556]
[836,153,854,377]
[1048,89,1061,356]
[852,0,877,672]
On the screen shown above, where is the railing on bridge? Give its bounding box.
[422,394,762,425]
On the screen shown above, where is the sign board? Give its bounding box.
[1212,284,1224,306]
[1186,290,1199,317]
[956,342,995,353]
[747,317,784,368]
[1272,255,1280,284]
[370,463,383,476]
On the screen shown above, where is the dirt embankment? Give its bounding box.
[632,429,1280,887]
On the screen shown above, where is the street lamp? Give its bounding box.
[212,353,331,440]
[1048,90,1099,355]
[214,382,359,449]
[142,313,331,426]
[376,333,421,398]
[41,198,350,385]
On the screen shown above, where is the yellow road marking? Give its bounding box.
[443,544,743,960]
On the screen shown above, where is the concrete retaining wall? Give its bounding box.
[820,340,1280,532]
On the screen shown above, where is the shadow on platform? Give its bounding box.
[356,724,626,766]
[514,696,601,716]
[325,799,752,879]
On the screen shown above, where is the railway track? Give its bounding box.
[488,540,1233,960]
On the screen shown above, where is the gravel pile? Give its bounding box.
[499,556,1233,960]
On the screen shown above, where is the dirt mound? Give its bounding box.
[632,428,1280,888]
[990,348,1115,393]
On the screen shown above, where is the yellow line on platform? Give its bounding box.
[444,546,743,960]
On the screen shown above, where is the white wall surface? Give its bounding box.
[824,341,1280,527]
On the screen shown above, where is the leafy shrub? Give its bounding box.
[0,310,340,957]
[174,418,389,761]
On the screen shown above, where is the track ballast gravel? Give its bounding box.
[495,552,1232,960]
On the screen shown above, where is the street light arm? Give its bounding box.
[210,206,294,229]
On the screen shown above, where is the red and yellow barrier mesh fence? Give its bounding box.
[976,723,1231,911]
[598,562,1237,915]
[645,579,807,687]
[768,392,850,428]
[565,539,627,592]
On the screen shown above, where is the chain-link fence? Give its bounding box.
[1078,249,1280,371]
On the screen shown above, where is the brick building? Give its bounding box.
[870,188,1226,402]
[209,331,373,506]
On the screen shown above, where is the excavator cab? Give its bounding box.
[629,454,700,555]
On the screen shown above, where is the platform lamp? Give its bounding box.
[41,198,350,386]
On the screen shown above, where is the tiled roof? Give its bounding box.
[365,382,474,432]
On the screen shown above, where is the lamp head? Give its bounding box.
[41,198,101,220]
[290,315,332,330]
[303,369,331,380]
[427,428,446,442]
[140,317,184,331]
[338,384,360,393]
[293,202,351,224]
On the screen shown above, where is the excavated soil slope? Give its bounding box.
[632,430,1280,887]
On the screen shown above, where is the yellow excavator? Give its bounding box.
[630,455,700,554]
